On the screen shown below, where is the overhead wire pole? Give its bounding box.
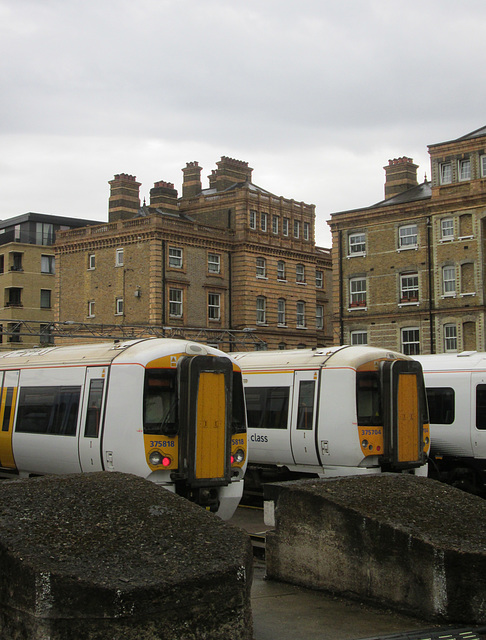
[0,320,266,351]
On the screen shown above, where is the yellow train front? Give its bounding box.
[0,338,247,520]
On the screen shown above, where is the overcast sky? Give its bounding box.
[2,0,485,247]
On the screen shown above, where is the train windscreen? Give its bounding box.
[143,369,178,436]
[356,372,383,426]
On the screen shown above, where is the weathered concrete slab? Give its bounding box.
[0,472,253,639]
[265,474,486,624]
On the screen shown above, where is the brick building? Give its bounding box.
[328,126,486,354]
[55,158,332,351]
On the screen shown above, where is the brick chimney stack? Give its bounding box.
[384,157,418,199]
[208,156,253,192]
[182,161,202,198]
[108,174,141,222]
[150,181,178,211]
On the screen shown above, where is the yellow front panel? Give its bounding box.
[196,372,226,480]
[397,374,419,462]
[0,387,17,469]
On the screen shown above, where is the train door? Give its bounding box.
[290,370,320,466]
[471,372,486,458]
[78,367,107,472]
[0,370,19,471]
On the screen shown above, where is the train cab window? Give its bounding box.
[356,372,382,426]
[231,371,247,435]
[84,379,104,438]
[297,381,315,430]
[476,385,486,430]
[426,387,454,425]
[245,386,289,429]
[143,370,178,436]
[16,386,81,436]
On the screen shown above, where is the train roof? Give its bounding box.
[233,345,410,371]
[0,338,226,369]
[415,351,486,372]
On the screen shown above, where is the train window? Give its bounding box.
[356,372,382,426]
[426,387,454,425]
[144,370,178,436]
[1,388,14,432]
[245,386,289,429]
[231,371,247,435]
[16,386,81,436]
[84,379,104,438]
[297,381,315,430]
[476,385,486,430]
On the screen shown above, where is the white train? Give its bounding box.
[415,352,486,495]
[233,345,430,487]
[0,338,247,519]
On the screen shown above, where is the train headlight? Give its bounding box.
[361,439,369,449]
[424,436,430,445]
[149,451,163,466]
[232,448,245,465]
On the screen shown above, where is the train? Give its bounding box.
[233,345,430,488]
[0,338,248,520]
[415,351,486,495]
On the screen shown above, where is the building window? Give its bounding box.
[41,255,55,274]
[88,301,95,318]
[277,260,286,281]
[115,298,124,315]
[296,301,306,328]
[458,158,471,182]
[303,222,310,241]
[36,223,54,245]
[349,232,366,256]
[444,324,457,352]
[441,218,454,240]
[40,324,54,344]
[440,162,452,185]
[88,254,95,270]
[115,248,124,267]
[481,156,486,178]
[256,296,266,324]
[316,305,324,330]
[256,257,267,278]
[442,265,456,296]
[400,272,419,303]
[168,247,183,269]
[293,220,300,238]
[11,252,23,271]
[260,212,267,232]
[40,289,51,309]
[459,213,473,238]
[349,277,366,307]
[0,256,4,274]
[249,210,257,230]
[208,293,221,321]
[282,218,289,236]
[316,270,323,288]
[169,288,183,317]
[296,264,305,283]
[401,327,420,355]
[6,288,22,307]
[208,253,221,274]
[8,323,21,343]
[398,224,418,249]
[272,215,279,234]
[351,330,368,345]
[277,298,286,326]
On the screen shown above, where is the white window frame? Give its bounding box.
[208,293,221,321]
[315,270,323,288]
[208,253,221,274]
[277,260,286,281]
[249,210,257,230]
[88,254,95,270]
[169,288,183,317]
[440,162,452,185]
[348,232,366,256]
[256,257,267,278]
[272,215,279,234]
[316,304,324,330]
[256,296,266,324]
[296,301,306,328]
[168,247,183,269]
[441,218,454,241]
[401,327,420,355]
[481,155,486,178]
[442,265,456,296]
[277,298,286,326]
[350,330,368,345]
[88,301,95,318]
[458,158,471,182]
[115,247,124,267]
[303,222,310,241]
[296,264,305,283]
[115,297,124,315]
[260,212,267,232]
[349,277,366,308]
[293,220,300,239]
[398,224,418,250]
[282,218,289,237]
[41,254,55,274]
[444,324,457,352]
[400,272,419,303]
